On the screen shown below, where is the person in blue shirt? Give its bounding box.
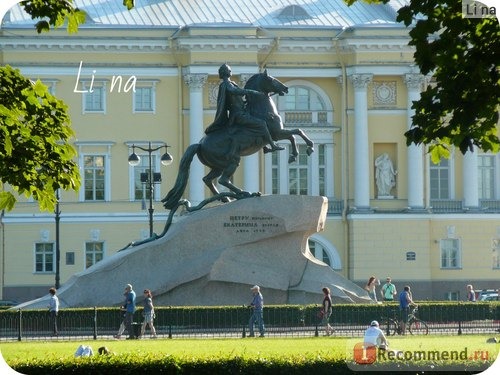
[124,284,136,339]
[399,285,414,335]
[248,285,265,337]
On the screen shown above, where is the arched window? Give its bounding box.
[282,86,328,126]
[265,81,335,198]
[308,236,341,270]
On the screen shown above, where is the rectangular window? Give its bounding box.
[406,251,416,261]
[271,151,279,195]
[430,158,450,199]
[289,144,309,195]
[66,252,75,265]
[84,85,105,113]
[85,241,104,269]
[318,144,325,197]
[440,238,461,269]
[84,155,105,201]
[41,80,57,95]
[478,155,495,199]
[134,87,155,112]
[35,243,54,273]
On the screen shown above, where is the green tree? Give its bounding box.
[346,0,500,161]
[0,65,80,211]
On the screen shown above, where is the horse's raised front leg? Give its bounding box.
[269,128,299,163]
[291,128,314,156]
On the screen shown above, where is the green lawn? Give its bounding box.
[1,334,498,361]
[1,335,499,374]
[2,337,345,361]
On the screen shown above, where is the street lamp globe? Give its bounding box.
[160,150,173,166]
[128,151,141,166]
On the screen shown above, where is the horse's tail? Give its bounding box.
[162,143,200,210]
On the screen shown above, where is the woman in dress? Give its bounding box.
[140,289,157,338]
[321,287,333,336]
[365,276,380,302]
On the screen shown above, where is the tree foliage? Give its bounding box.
[0,66,80,211]
[349,0,500,159]
[19,0,85,33]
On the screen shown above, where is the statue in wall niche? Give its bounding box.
[375,153,397,197]
[162,64,314,211]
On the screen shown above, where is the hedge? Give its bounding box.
[9,354,493,375]
[1,302,498,334]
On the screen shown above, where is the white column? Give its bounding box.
[243,154,260,192]
[183,72,207,205]
[264,152,273,194]
[310,146,320,196]
[463,147,479,209]
[349,74,372,210]
[279,145,289,194]
[404,73,425,209]
[239,73,261,193]
[325,143,335,197]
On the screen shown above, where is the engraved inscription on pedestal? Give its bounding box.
[223,215,283,235]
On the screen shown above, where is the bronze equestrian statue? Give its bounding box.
[162,64,314,210]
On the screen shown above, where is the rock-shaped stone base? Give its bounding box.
[16,195,370,309]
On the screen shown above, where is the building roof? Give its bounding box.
[4,0,409,29]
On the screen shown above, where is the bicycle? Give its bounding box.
[379,312,400,336]
[380,306,429,335]
[407,306,429,335]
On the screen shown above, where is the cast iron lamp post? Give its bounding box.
[128,142,173,237]
[55,189,60,289]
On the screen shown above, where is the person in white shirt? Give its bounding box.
[363,320,388,350]
[48,287,59,336]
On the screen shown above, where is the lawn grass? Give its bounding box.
[1,337,346,361]
[1,335,499,374]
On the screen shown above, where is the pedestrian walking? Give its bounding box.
[248,285,265,337]
[48,287,59,336]
[124,284,136,339]
[321,287,333,336]
[140,289,157,339]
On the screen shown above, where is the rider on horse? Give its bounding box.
[205,63,284,155]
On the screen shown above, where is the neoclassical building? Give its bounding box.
[0,0,499,302]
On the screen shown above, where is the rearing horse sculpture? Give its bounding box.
[162,70,314,210]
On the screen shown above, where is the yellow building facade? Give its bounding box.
[0,0,499,303]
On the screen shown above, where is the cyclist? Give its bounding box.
[399,285,415,335]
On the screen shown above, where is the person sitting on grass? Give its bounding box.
[363,320,389,350]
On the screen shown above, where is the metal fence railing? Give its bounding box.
[1,303,499,341]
